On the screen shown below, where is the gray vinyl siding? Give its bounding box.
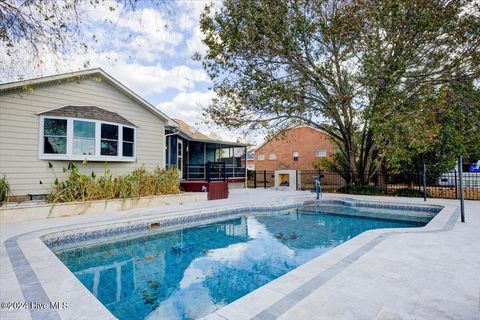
[0,77,166,196]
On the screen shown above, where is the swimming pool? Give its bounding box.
[51,201,436,320]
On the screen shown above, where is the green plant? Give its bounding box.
[45,162,180,204]
[199,0,479,185]
[0,175,10,204]
[337,184,385,196]
[391,188,431,198]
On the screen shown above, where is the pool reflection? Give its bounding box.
[56,208,421,320]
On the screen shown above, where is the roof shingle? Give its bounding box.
[39,105,136,126]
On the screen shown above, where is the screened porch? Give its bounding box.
[165,135,247,182]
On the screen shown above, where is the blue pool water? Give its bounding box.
[54,204,430,320]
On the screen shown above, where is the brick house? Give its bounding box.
[254,126,336,171]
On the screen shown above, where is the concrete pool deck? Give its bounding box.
[0,190,479,319]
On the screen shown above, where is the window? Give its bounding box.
[43,118,67,154]
[101,123,119,156]
[268,153,276,160]
[40,116,135,161]
[293,151,299,161]
[257,153,265,161]
[122,127,135,157]
[316,149,327,157]
[73,120,95,155]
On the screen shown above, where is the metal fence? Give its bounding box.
[185,162,246,181]
[247,170,480,200]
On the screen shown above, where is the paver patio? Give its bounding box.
[1,189,479,320]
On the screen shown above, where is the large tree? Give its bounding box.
[199,0,480,183]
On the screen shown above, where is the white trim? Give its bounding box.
[163,131,167,168]
[316,149,327,157]
[177,139,183,178]
[39,115,136,162]
[293,151,299,161]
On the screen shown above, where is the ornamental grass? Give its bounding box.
[0,174,10,204]
[44,162,180,204]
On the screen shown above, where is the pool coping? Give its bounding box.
[2,195,456,320]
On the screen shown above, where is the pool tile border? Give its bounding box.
[42,198,440,250]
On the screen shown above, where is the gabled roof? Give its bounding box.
[38,105,136,126]
[173,119,248,147]
[254,125,328,152]
[0,68,177,127]
[174,118,211,140]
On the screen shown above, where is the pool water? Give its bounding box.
[55,204,429,320]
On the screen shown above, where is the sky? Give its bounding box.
[0,0,260,146]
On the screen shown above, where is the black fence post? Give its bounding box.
[206,161,211,182]
[458,156,465,223]
[253,170,257,189]
[223,162,226,182]
[422,163,427,201]
[264,170,267,189]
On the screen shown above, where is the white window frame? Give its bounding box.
[293,151,299,161]
[268,153,276,160]
[257,153,265,161]
[316,149,327,157]
[39,115,136,162]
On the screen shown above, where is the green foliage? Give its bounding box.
[391,188,430,198]
[199,0,480,182]
[336,184,385,196]
[0,175,10,204]
[380,80,480,176]
[338,185,431,198]
[46,162,180,204]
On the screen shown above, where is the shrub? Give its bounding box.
[46,162,180,203]
[391,187,430,198]
[337,184,385,196]
[0,175,10,204]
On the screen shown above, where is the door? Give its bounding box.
[177,139,183,179]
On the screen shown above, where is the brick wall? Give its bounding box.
[254,127,336,171]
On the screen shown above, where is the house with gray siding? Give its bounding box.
[0,68,177,200]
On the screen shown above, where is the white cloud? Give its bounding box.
[157,91,215,124]
[0,0,221,82]
[156,91,259,144]
[82,2,184,63]
[0,46,209,97]
[96,56,210,96]
[176,0,220,30]
[185,26,208,58]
